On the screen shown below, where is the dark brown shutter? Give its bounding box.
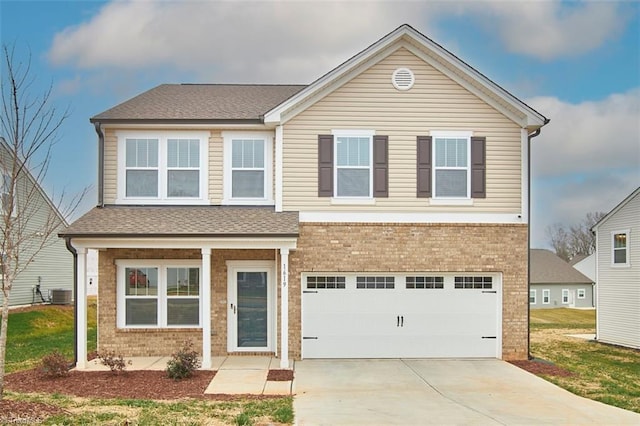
[373,135,388,197]
[470,136,486,198]
[416,136,432,198]
[318,135,334,197]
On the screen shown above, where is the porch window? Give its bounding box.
[118,260,201,328]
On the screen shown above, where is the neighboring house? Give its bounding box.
[60,24,549,369]
[0,137,73,306]
[570,253,596,281]
[593,187,640,349]
[529,249,594,309]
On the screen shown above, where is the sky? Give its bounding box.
[1,0,639,249]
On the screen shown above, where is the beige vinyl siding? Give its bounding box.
[209,130,223,203]
[103,129,117,204]
[596,192,640,349]
[283,47,522,213]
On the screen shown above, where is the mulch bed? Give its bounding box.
[509,359,575,377]
[2,366,293,423]
[267,369,294,381]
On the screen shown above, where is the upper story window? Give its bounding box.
[318,131,388,200]
[117,131,209,204]
[612,230,630,267]
[433,132,470,198]
[335,135,372,197]
[223,132,273,205]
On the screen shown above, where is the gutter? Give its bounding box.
[94,122,104,207]
[64,237,78,367]
[527,119,549,359]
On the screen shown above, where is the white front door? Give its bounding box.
[227,261,275,352]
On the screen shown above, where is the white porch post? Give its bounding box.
[201,248,212,369]
[76,247,87,369]
[279,248,290,368]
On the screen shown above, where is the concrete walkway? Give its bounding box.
[294,359,640,425]
[80,355,293,396]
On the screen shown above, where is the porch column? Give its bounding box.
[201,248,212,369]
[279,248,290,368]
[76,247,87,369]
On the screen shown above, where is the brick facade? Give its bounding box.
[288,223,529,361]
[97,223,528,361]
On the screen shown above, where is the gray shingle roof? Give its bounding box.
[60,206,298,238]
[530,249,593,285]
[91,84,307,122]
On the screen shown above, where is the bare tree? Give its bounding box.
[546,212,606,262]
[0,44,87,397]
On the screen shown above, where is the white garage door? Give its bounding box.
[302,273,501,358]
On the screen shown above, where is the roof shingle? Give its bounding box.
[91,84,306,122]
[60,206,299,238]
[530,249,593,285]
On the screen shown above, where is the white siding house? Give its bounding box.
[593,187,640,349]
[0,137,73,307]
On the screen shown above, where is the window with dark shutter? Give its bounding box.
[470,136,486,198]
[416,136,432,198]
[318,135,334,197]
[373,135,388,197]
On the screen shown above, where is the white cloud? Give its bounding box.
[477,1,626,60]
[529,89,640,178]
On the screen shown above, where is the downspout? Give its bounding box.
[527,119,549,359]
[64,237,78,367]
[94,121,105,207]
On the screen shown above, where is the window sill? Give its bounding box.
[116,327,202,332]
[222,198,275,206]
[429,198,474,206]
[610,263,631,268]
[330,197,376,205]
[116,198,210,205]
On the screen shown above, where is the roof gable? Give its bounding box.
[264,24,548,130]
[530,249,593,284]
[592,187,640,231]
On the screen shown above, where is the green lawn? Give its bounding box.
[530,308,640,413]
[2,300,97,373]
[2,300,294,425]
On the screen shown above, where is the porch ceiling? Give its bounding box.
[59,205,299,239]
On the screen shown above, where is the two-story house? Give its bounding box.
[61,25,548,369]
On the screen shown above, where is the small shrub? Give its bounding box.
[97,351,131,373]
[166,340,201,380]
[40,350,69,378]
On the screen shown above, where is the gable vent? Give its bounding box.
[392,67,414,91]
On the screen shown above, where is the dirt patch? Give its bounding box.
[0,399,68,424]
[267,369,294,381]
[509,359,575,377]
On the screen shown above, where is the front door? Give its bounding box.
[227,261,275,352]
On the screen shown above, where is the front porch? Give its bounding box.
[59,206,299,372]
[78,355,294,395]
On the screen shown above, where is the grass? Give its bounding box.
[2,299,98,373]
[1,301,294,425]
[530,308,640,413]
[5,392,293,425]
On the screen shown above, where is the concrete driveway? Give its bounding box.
[293,359,640,425]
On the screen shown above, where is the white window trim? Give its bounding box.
[611,229,630,267]
[116,131,209,204]
[561,289,569,304]
[331,129,375,200]
[577,288,586,299]
[431,130,472,200]
[222,131,274,205]
[529,289,536,305]
[542,289,550,304]
[0,171,17,218]
[116,259,202,329]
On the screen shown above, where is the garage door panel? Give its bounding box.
[302,274,500,359]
